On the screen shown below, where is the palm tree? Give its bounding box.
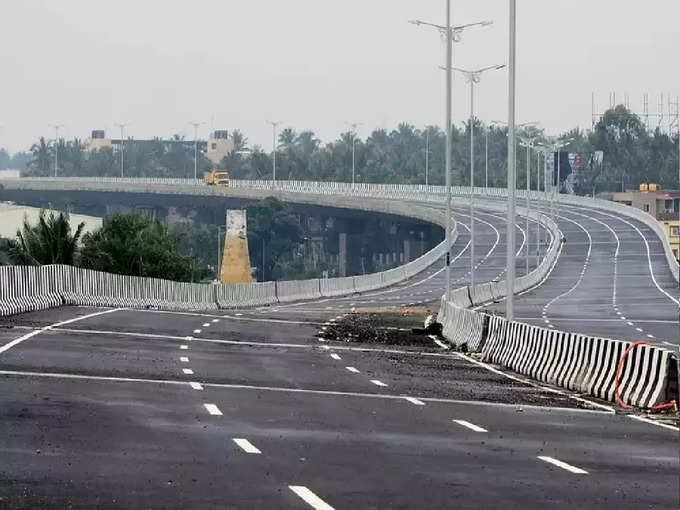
[28,137,52,176]
[231,130,249,153]
[7,210,85,265]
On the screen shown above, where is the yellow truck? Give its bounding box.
[203,169,230,187]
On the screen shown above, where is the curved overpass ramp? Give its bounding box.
[0,177,677,509]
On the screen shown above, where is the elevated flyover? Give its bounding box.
[0,176,677,509]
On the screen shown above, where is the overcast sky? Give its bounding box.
[1,0,678,153]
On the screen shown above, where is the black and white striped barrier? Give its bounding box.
[438,302,677,409]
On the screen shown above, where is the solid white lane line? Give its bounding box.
[330,353,341,360]
[180,356,189,362]
[193,329,201,334]
[629,415,679,432]
[453,419,487,432]
[537,456,588,474]
[189,382,203,390]
[345,366,360,373]
[288,486,335,510]
[0,308,123,356]
[180,345,189,350]
[0,369,613,413]
[370,379,388,387]
[182,368,194,375]
[405,397,425,406]
[203,403,223,416]
[233,438,261,454]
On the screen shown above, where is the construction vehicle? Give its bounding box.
[203,169,230,187]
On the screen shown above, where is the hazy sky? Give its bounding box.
[1,0,678,153]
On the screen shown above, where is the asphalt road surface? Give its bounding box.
[0,202,678,509]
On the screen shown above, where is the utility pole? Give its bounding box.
[49,123,64,177]
[519,136,535,276]
[189,121,204,181]
[267,121,280,188]
[114,122,131,178]
[506,0,517,321]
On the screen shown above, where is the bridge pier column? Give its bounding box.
[338,232,347,277]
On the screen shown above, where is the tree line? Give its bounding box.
[4,105,679,194]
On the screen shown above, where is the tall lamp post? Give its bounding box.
[519,135,536,275]
[409,8,492,301]
[49,123,64,177]
[548,137,573,225]
[189,121,205,181]
[345,122,362,186]
[506,0,517,320]
[453,64,505,288]
[266,120,280,188]
[424,128,430,186]
[114,122,131,178]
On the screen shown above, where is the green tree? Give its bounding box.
[5,210,84,265]
[25,137,52,176]
[246,198,304,281]
[79,213,196,282]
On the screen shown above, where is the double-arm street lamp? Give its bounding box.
[409,5,492,300]
[453,64,505,288]
[519,135,536,275]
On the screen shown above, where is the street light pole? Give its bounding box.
[507,0,517,321]
[425,129,430,186]
[49,124,64,177]
[189,122,204,181]
[267,121,280,188]
[409,10,492,302]
[485,124,489,190]
[453,64,505,290]
[115,122,130,178]
[519,136,536,275]
[345,122,362,186]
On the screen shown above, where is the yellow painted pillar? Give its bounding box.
[220,210,253,284]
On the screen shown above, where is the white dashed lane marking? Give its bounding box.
[345,367,360,374]
[212,319,220,323]
[180,345,189,350]
[288,486,335,510]
[180,356,189,362]
[370,379,388,387]
[330,354,341,361]
[202,323,210,327]
[203,403,223,416]
[193,329,201,334]
[538,456,588,474]
[189,382,203,390]
[233,438,261,454]
[405,397,425,406]
[453,419,488,432]
[182,368,194,375]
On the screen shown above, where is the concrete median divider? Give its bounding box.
[320,276,355,298]
[353,273,383,293]
[215,281,277,308]
[0,265,62,316]
[275,279,322,303]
